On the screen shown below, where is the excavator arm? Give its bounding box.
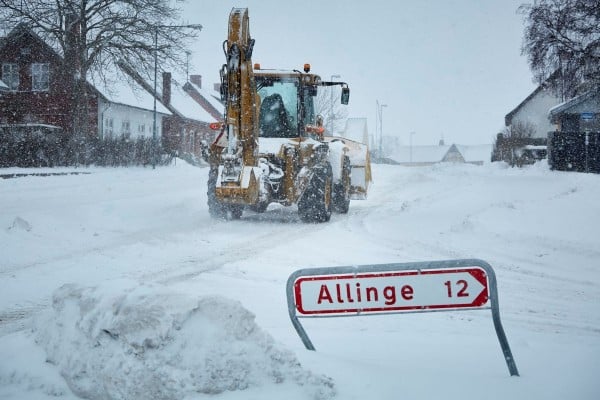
[212,8,261,206]
[221,8,259,166]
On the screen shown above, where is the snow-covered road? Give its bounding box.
[1,161,599,399]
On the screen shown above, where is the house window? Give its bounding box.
[2,63,19,90]
[138,124,145,135]
[31,63,49,91]
[121,120,131,138]
[104,117,114,138]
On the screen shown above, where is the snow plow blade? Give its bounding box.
[324,137,372,199]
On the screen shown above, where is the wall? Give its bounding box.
[98,98,165,140]
[511,88,560,139]
[162,115,213,157]
[0,27,98,135]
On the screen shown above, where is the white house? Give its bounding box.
[98,84,171,140]
[505,83,561,139]
[389,144,492,166]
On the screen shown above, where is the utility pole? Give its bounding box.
[378,103,387,158]
[410,131,416,163]
[330,74,340,134]
[185,50,191,81]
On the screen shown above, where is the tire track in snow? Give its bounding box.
[0,207,319,336]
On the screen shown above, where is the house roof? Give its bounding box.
[548,89,600,122]
[389,144,491,164]
[169,78,215,122]
[390,145,449,163]
[97,81,171,115]
[1,23,63,62]
[117,60,214,123]
[454,144,492,163]
[187,81,224,117]
[2,23,169,115]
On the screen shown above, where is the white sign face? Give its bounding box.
[293,267,488,315]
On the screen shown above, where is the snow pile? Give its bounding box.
[35,282,335,400]
[8,216,32,232]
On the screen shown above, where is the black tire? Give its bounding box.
[332,156,351,214]
[298,162,333,223]
[248,201,269,213]
[226,204,243,220]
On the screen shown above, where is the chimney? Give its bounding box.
[190,74,202,88]
[162,72,171,106]
[213,83,221,93]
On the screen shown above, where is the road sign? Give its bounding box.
[581,112,595,120]
[294,267,488,316]
[286,259,519,376]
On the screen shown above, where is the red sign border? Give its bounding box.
[294,267,489,315]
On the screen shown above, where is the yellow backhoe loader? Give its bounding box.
[207,8,371,222]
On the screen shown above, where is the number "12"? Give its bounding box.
[444,280,469,297]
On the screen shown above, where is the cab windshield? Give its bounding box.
[257,78,299,138]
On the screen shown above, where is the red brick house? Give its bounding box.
[0,23,99,134]
[1,23,221,164]
[183,75,223,121]
[116,60,220,158]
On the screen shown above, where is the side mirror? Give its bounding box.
[341,87,350,105]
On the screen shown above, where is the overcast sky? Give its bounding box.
[181,0,536,146]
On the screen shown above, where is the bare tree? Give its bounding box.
[492,121,538,166]
[315,86,348,135]
[504,120,536,140]
[520,0,600,100]
[0,0,200,163]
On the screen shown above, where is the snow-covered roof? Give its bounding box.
[389,145,449,163]
[389,144,491,164]
[1,23,63,61]
[548,89,600,121]
[168,78,215,122]
[98,81,171,115]
[188,81,224,115]
[455,144,493,163]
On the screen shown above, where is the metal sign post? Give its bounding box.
[286,258,519,376]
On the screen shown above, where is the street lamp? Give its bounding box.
[378,103,387,158]
[185,50,192,82]
[152,23,203,168]
[329,74,340,134]
[409,131,416,163]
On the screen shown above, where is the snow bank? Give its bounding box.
[35,282,335,400]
